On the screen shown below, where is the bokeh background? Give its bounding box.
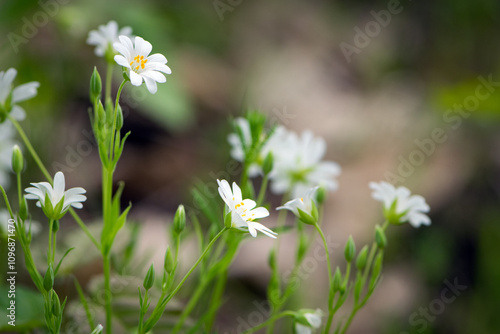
[1,0,500,333]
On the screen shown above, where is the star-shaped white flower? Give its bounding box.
[87,21,133,58]
[0,68,40,121]
[270,130,341,198]
[25,172,86,220]
[295,309,323,334]
[277,186,319,224]
[113,35,172,94]
[217,179,277,238]
[369,181,431,228]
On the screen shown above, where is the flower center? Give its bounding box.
[129,55,148,72]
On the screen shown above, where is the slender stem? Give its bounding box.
[105,64,113,105]
[103,254,112,334]
[243,311,296,334]
[171,278,210,334]
[48,219,53,266]
[52,221,57,265]
[68,209,100,250]
[109,80,126,162]
[256,174,269,206]
[0,185,14,220]
[16,173,22,207]
[163,227,228,306]
[8,114,51,181]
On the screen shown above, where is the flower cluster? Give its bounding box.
[87,21,133,60]
[228,117,341,198]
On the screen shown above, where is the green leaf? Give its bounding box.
[54,247,75,276]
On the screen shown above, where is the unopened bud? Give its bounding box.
[173,205,186,235]
[11,145,24,174]
[356,245,368,271]
[90,67,102,103]
[375,226,387,249]
[262,152,274,175]
[344,236,356,262]
[143,263,155,290]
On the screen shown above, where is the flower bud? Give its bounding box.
[52,290,61,316]
[262,152,274,175]
[356,245,368,271]
[375,226,387,249]
[19,195,29,221]
[43,264,54,292]
[116,104,124,130]
[143,263,155,290]
[90,67,102,103]
[369,252,384,291]
[315,185,327,205]
[11,145,24,174]
[344,236,356,262]
[164,247,174,274]
[332,267,342,292]
[173,204,186,235]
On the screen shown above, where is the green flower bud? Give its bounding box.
[19,195,28,221]
[375,226,387,249]
[356,245,368,271]
[262,152,274,175]
[247,110,266,145]
[164,247,174,274]
[51,290,61,316]
[90,67,102,103]
[116,104,124,130]
[316,185,327,205]
[353,274,363,303]
[143,263,155,290]
[43,264,54,292]
[173,204,186,235]
[369,252,384,291]
[344,236,356,262]
[11,145,24,174]
[332,267,342,292]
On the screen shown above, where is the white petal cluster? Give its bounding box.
[0,68,40,121]
[114,36,172,94]
[87,21,133,57]
[25,172,86,220]
[217,179,277,238]
[369,181,431,227]
[295,309,323,334]
[277,186,319,218]
[0,123,18,189]
[228,119,341,198]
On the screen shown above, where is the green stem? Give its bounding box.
[204,269,228,331]
[105,64,113,105]
[171,278,210,334]
[0,185,14,220]
[109,80,126,162]
[163,227,228,306]
[48,219,53,267]
[16,173,22,207]
[103,254,112,334]
[256,174,269,206]
[243,311,296,334]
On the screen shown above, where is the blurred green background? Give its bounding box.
[1,0,500,333]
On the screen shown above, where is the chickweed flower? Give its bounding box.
[0,123,18,188]
[277,186,319,225]
[0,68,40,121]
[369,181,431,227]
[113,35,172,94]
[270,130,341,198]
[87,21,133,61]
[295,309,323,334]
[217,179,277,238]
[25,172,87,220]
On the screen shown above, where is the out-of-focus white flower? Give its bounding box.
[0,123,18,189]
[90,324,103,334]
[270,130,341,198]
[113,35,171,94]
[25,172,86,220]
[0,209,41,236]
[217,179,277,238]
[227,118,288,177]
[87,21,133,59]
[0,68,39,121]
[295,309,323,334]
[277,186,319,224]
[369,181,431,227]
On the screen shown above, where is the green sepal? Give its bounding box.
[344,235,356,262]
[143,263,155,290]
[356,245,368,271]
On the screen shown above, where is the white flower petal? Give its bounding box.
[129,71,143,86]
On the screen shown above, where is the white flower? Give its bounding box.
[295,309,323,334]
[0,123,18,189]
[113,35,172,94]
[270,130,341,198]
[87,21,133,58]
[25,172,86,220]
[0,68,40,121]
[90,324,103,334]
[369,181,431,227]
[217,179,277,238]
[228,118,288,177]
[0,209,41,236]
[277,186,319,224]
